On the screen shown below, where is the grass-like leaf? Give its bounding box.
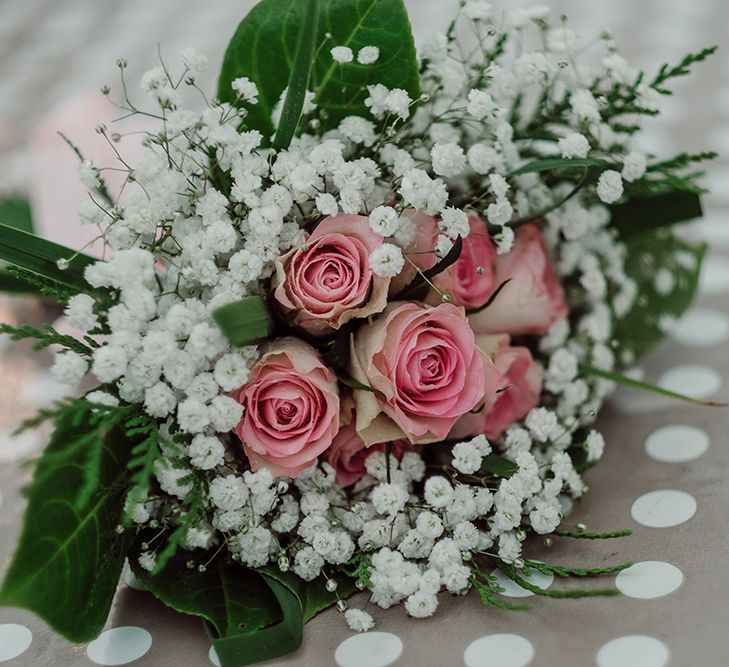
[508,157,608,178]
[0,224,94,292]
[212,296,275,346]
[272,0,320,150]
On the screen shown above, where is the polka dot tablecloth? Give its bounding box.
[2,0,729,665]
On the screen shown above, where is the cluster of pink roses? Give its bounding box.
[232,213,568,484]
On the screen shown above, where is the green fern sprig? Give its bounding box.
[0,322,96,355]
[6,267,77,304]
[651,45,718,94]
[495,561,621,599]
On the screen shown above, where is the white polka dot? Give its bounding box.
[87,627,153,665]
[464,634,534,667]
[0,624,32,661]
[700,256,729,294]
[631,489,697,528]
[557,494,574,516]
[615,561,683,599]
[123,564,146,591]
[489,565,554,598]
[671,307,729,347]
[335,632,403,667]
[597,635,669,667]
[208,646,221,667]
[645,424,709,463]
[657,364,722,399]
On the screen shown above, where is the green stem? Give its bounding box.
[580,364,727,407]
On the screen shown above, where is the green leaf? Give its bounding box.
[209,575,302,667]
[610,190,703,237]
[0,224,94,292]
[580,364,726,407]
[0,402,134,642]
[508,157,608,178]
[481,453,517,477]
[272,0,320,151]
[613,230,706,356]
[212,296,275,346]
[0,195,33,233]
[259,566,356,622]
[217,0,420,139]
[132,552,280,638]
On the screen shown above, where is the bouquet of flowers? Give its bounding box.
[0,1,718,664]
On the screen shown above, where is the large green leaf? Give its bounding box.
[613,229,706,356]
[132,551,280,639]
[217,0,420,140]
[0,403,134,642]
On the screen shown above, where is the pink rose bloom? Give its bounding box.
[409,214,497,309]
[468,223,568,335]
[233,337,340,477]
[349,302,501,446]
[325,419,412,487]
[451,334,542,441]
[273,214,390,336]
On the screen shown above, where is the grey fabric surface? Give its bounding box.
[1,0,729,665]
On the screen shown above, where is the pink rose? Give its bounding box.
[468,223,568,335]
[450,334,542,440]
[325,418,412,487]
[273,214,390,336]
[233,337,340,477]
[349,302,501,446]
[409,214,497,309]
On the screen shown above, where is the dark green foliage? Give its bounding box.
[0,322,96,355]
[0,399,136,642]
[217,0,420,140]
